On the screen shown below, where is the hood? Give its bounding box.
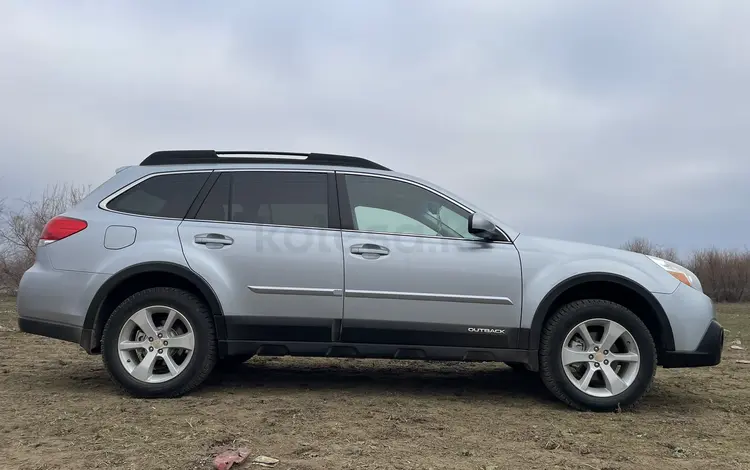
[511,234,688,295]
[513,234,646,262]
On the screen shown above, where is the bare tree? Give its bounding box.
[687,248,750,303]
[622,237,750,303]
[0,183,89,292]
[620,237,680,263]
[620,236,654,255]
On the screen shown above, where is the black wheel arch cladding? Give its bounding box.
[526,272,676,353]
[82,261,227,352]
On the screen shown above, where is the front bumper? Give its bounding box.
[660,319,724,368]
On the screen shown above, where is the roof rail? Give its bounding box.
[139,150,391,171]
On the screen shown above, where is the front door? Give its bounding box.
[178,170,344,344]
[337,173,523,349]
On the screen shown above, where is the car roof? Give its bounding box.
[112,149,520,240]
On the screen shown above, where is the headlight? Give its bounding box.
[647,255,701,291]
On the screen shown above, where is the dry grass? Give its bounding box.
[0,297,749,470]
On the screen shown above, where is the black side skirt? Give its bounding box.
[224,316,521,349]
[222,339,535,367]
[340,319,519,349]
[222,316,534,367]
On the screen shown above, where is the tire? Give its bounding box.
[101,287,218,398]
[539,299,657,412]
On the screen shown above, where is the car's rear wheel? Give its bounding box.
[539,299,656,411]
[101,287,217,397]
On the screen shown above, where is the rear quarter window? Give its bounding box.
[106,172,210,218]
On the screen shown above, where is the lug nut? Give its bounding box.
[148,346,154,352]
[594,362,600,368]
[158,333,163,338]
[604,350,609,355]
[588,354,594,360]
[604,360,609,365]
[594,346,599,352]
[158,349,163,354]
[163,341,168,346]
[148,337,154,342]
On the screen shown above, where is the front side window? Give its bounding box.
[195,171,330,229]
[343,174,480,239]
[107,172,210,218]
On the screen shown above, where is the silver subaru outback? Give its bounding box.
[16,150,723,411]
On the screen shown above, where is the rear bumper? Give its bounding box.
[16,262,110,352]
[17,317,83,345]
[660,319,724,368]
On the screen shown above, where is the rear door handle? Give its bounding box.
[350,243,390,257]
[195,233,234,247]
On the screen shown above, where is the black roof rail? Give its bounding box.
[139,150,391,171]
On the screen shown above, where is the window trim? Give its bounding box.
[98,169,214,221]
[186,168,340,231]
[100,168,512,243]
[336,171,512,243]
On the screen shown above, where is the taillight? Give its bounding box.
[40,216,88,243]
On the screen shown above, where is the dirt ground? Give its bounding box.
[1,298,749,470]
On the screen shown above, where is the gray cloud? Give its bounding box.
[0,0,747,254]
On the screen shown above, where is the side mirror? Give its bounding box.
[469,213,504,241]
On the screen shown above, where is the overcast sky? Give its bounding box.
[0,1,747,254]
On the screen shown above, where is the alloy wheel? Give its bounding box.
[117,305,195,383]
[560,318,641,398]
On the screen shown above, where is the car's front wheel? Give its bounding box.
[101,287,217,398]
[539,299,657,411]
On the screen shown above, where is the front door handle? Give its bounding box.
[350,243,390,257]
[195,233,234,247]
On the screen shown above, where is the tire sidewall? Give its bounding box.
[102,288,214,397]
[542,302,656,410]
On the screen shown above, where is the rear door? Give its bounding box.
[178,169,345,344]
[337,172,523,349]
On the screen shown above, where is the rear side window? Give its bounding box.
[195,171,330,229]
[107,172,210,218]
